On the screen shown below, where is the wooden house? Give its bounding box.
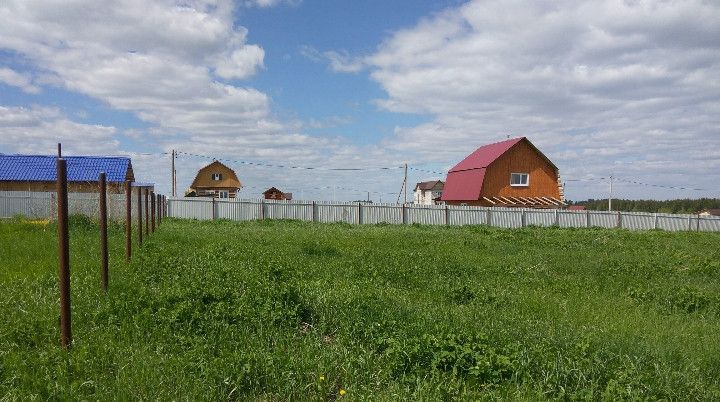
[0,154,134,193]
[441,137,565,208]
[263,187,292,201]
[413,180,444,205]
[189,160,241,198]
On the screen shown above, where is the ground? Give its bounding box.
[1,217,719,400]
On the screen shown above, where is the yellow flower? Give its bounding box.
[339,389,347,396]
[319,375,325,382]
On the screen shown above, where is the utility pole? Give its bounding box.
[404,163,408,204]
[367,191,370,202]
[171,150,176,197]
[608,175,613,211]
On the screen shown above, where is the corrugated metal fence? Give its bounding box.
[2,191,719,232]
[0,191,134,221]
[162,197,720,232]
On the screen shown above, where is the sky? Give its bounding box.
[0,0,718,202]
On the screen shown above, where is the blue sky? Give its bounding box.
[1,0,719,201]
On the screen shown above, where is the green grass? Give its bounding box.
[1,216,720,400]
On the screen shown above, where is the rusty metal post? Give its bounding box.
[163,195,167,219]
[156,194,162,226]
[56,158,72,348]
[99,172,108,292]
[137,186,143,246]
[125,180,132,261]
[144,188,149,235]
[150,191,156,232]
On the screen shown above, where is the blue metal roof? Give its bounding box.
[0,154,132,183]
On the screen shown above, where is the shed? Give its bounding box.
[0,154,134,193]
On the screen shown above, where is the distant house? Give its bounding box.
[441,137,565,208]
[567,205,586,211]
[699,209,720,217]
[189,160,241,199]
[0,154,134,193]
[263,187,292,201]
[413,180,444,205]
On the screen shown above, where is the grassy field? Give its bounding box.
[1,217,720,400]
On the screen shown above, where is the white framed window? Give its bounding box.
[219,190,229,199]
[211,173,222,181]
[510,172,529,186]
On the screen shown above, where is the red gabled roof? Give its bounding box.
[448,137,524,173]
[441,169,486,201]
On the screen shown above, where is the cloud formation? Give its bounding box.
[364,0,720,199]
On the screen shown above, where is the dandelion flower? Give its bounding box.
[339,389,347,396]
[319,375,325,382]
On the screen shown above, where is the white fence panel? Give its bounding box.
[449,206,488,226]
[361,203,403,224]
[492,208,523,228]
[265,200,313,221]
[407,205,446,225]
[168,198,212,220]
[621,212,655,230]
[588,211,617,228]
[558,211,587,227]
[526,210,556,227]
[657,214,692,231]
[317,203,357,224]
[215,200,257,221]
[698,216,720,232]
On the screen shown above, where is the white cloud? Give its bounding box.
[244,0,301,8]
[0,67,40,94]
[365,0,720,200]
[299,46,366,73]
[0,106,119,155]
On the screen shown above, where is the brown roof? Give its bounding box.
[414,180,444,191]
[701,208,720,216]
[190,160,241,190]
[567,205,586,211]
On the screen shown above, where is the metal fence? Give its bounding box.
[0,191,136,221]
[162,197,720,232]
[3,191,719,232]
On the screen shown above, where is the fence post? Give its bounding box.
[521,209,526,227]
[358,203,362,224]
[260,200,265,220]
[617,211,622,229]
[137,186,143,246]
[696,214,700,231]
[99,172,108,292]
[586,210,590,228]
[56,158,72,348]
[312,201,316,223]
[212,196,216,220]
[445,205,450,225]
[144,188,149,235]
[653,213,658,230]
[554,209,559,226]
[163,195,167,219]
[687,215,692,231]
[156,194,161,226]
[487,208,492,226]
[150,191,156,232]
[125,180,132,262]
[402,204,407,224]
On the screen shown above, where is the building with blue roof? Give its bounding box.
[0,154,136,193]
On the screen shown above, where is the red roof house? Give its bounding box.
[441,137,564,208]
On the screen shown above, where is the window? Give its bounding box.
[219,191,229,199]
[510,173,529,186]
[211,173,222,181]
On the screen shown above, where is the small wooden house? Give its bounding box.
[263,187,292,201]
[0,154,134,193]
[413,180,444,205]
[441,137,565,208]
[189,160,241,198]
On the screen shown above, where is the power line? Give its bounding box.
[176,150,403,172]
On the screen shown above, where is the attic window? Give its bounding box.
[510,173,529,186]
[211,173,222,181]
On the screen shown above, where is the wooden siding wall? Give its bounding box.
[195,188,238,198]
[481,141,560,200]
